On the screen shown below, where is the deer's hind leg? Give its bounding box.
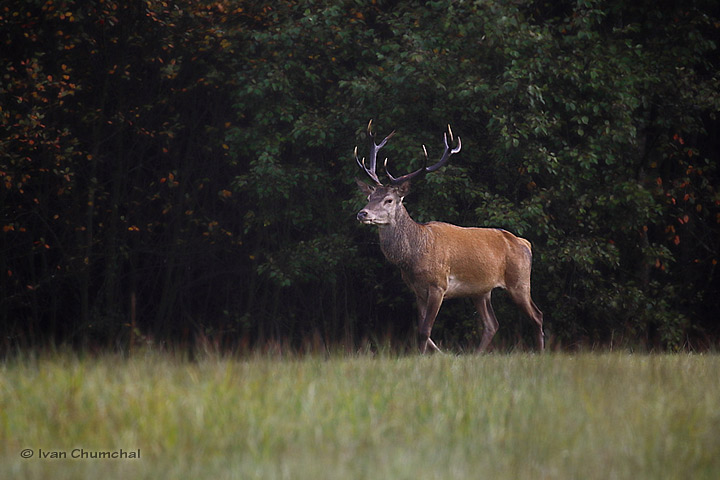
[473,292,499,353]
[506,284,545,351]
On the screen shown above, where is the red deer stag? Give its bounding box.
[355,120,544,353]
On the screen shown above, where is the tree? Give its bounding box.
[2,0,718,351]
[227,0,720,350]
[1,0,242,346]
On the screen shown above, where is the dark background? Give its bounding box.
[2,0,719,352]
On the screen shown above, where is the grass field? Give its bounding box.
[1,349,719,479]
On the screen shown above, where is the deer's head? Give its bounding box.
[355,120,461,226]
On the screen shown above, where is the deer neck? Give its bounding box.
[377,205,427,269]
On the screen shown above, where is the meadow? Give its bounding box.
[1,349,719,479]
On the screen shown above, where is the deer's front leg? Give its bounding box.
[417,286,444,354]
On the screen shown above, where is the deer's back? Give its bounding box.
[418,222,533,297]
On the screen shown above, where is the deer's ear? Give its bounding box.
[396,180,412,199]
[355,178,376,197]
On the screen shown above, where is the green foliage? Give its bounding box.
[227,0,720,349]
[1,0,719,350]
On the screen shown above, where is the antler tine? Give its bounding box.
[356,119,394,186]
[354,145,364,170]
[387,124,461,185]
[384,157,401,184]
[355,145,381,186]
[426,129,462,173]
[367,124,395,170]
[385,145,424,185]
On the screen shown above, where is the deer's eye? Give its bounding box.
[384,198,393,205]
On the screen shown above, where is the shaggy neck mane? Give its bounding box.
[377,205,427,269]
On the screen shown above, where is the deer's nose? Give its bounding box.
[357,210,369,222]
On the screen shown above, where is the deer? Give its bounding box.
[354,120,544,353]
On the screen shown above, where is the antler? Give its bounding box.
[355,119,395,186]
[386,124,461,185]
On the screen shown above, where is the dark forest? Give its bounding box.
[2,0,719,352]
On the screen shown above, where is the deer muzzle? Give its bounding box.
[357,210,370,223]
